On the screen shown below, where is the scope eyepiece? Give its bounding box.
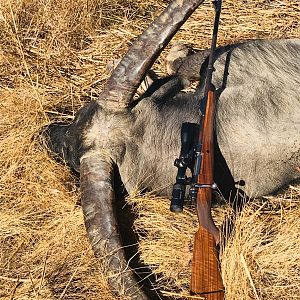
[170,183,185,213]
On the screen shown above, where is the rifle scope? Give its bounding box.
[170,122,199,212]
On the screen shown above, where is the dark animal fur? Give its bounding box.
[46,39,300,198]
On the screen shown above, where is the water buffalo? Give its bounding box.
[44,0,300,298]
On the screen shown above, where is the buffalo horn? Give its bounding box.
[80,153,149,299]
[100,0,205,111]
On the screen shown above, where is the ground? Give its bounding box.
[0,0,299,299]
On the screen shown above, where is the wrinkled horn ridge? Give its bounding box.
[80,154,148,299]
[100,0,205,111]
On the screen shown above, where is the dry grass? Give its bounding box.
[0,0,299,299]
[128,188,300,299]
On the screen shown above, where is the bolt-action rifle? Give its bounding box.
[170,1,224,299]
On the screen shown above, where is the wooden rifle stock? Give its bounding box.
[190,89,225,299]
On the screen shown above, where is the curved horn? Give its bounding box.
[100,0,205,111]
[80,153,148,299]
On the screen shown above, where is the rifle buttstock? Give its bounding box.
[191,227,224,300]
